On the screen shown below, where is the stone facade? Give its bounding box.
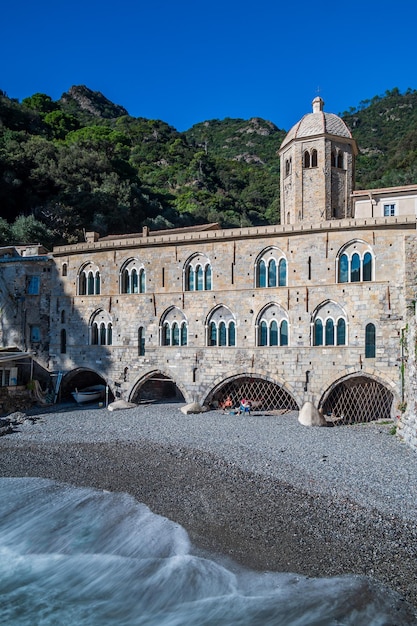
[2,99,417,436]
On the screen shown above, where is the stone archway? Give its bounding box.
[130,372,185,404]
[320,374,394,423]
[206,375,299,412]
[61,368,112,402]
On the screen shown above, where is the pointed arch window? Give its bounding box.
[160,308,188,346]
[337,244,374,283]
[78,263,101,296]
[207,306,236,347]
[120,260,146,294]
[256,304,289,347]
[90,310,112,345]
[313,302,347,347]
[256,249,287,288]
[184,254,212,291]
[303,151,310,168]
[311,149,318,167]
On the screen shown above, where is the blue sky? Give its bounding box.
[2,0,417,131]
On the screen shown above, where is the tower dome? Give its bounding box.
[280,97,353,151]
[279,98,357,225]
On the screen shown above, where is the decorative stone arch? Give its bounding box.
[159,306,188,346]
[60,367,113,402]
[318,370,397,424]
[311,299,348,346]
[77,261,101,295]
[206,304,236,347]
[129,369,187,403]
[256,302,290,346]
[203,372,300,412]
[254,246,287,288]
[119,257,146,294]
[89,309,113,345]
[183,252,212,291]
[336,239,375,283]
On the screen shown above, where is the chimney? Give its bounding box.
[85,231,100,243]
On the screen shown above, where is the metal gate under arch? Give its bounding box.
[321,375,394,424]
[207,376,298,412]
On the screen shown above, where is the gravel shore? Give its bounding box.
[1,402,417,614]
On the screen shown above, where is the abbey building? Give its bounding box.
[1,98,417,445]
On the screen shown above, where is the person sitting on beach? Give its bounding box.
[239,398,251,414]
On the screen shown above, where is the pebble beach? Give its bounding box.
[1,402,417,616]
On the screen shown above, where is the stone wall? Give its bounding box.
[49,218,412,409]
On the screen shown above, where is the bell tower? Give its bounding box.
[279,98,357,225]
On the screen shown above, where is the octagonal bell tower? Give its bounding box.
[279,97,358,225]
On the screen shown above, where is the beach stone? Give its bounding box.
[107,400,137,411]
[180,402,207,415]
[298,401,327,427]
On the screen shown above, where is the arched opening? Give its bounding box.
[130,373,185,403]
[321,375,393,424]
[206,375,299,413]
[61,369,112,404]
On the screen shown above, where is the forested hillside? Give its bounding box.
[0,85,416,248]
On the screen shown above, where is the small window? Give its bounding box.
[303,151,310,168]
[60,329,67,354]
[27,276,40,295]
[337,152,343,169]
[365,323,376,358]
[138,327,145,356]
[383,203,396,217]
[30,325,41,342]
[62,263,68,277]
[311,149,318,167]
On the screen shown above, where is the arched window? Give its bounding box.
[337,243,374,283]
[256,248,287,288]
[160,307,188,346]
[207,306,236,347]
[62,263,68,277]
[337,318,346,345]
[365,323,376,358]
[363,252,372,282]
[138,327,145,356]
[278,259,287,287]
[312,302,347,347]
[338,253,349,283]
[285,158,292,177]
[351,253,360,282]
[304,151,310,168]
[311,149,318,167]
[325,319,334,346]
[268,259,277,287]
[60,329,66,354]
[280,320,288,346]
[337,152,343,169]
[256,304,289,347]
[90,310,112,346]
[184,254,212,291]
[258,260,267,288]
[270,320,278,346]
[61,310,65,324]
[78,263,101,296]
[120,259,146,294]
[313,319,323,346]
[331,151,336,167]
[259,320,268,346]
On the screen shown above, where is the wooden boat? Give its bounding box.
[71,385,105,404]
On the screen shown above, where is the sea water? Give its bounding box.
[0,477,414,625]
